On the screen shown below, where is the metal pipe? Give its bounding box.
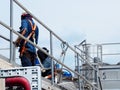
[0,35,11,42]
[50,31,54,85]
[10,0,13,63]
[100,42,120,45]
[77,53,81,90]
[0,20,100,90]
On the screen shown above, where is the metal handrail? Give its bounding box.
[13,0,97,71]
[0,20,100,90]
[0,0,100,89]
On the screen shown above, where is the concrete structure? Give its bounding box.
[0,55,14,90]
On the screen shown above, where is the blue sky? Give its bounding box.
[17,0,120,44]
[1,0,120,66]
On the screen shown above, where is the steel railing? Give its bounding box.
[0,0,100,89]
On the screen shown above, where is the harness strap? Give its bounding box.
[27,20,36,39]
[20,20,36,57]
[28,20,36,31]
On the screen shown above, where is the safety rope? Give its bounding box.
[60,42,68,63]
[56,42,68,83]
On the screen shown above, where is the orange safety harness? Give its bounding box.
[20,20,36,57]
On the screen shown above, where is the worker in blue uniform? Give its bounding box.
[37,47,52,77]
[15,12,39,67]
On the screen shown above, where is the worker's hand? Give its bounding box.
[45,75,52,79]
[14,37,22,47]
[14,41,20,47]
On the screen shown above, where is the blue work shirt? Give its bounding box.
[42,57,52,68]
[19,18,39,53]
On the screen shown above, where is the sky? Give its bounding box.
[1,0,120,66]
